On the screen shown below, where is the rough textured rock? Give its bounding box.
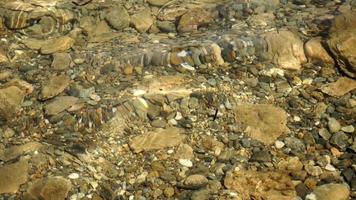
[131,9,154,33]
[0,86,25,120]
[234,104,289,145]
[0,159,28,194]
[45,96,79,116]
[129,127,186,153]
[52,53,72,70]
[41,75,70,100]
[304,37,334,65]
[177,7,213,32]
[264,30,307,70]
[40,36,75,54]
[0,142,43,161]
[321,77,356,97]
[104,6,130,31]
[327,10,356,78]
[26,177,72,200]
[224,170,297,200]
[306,183,350,200]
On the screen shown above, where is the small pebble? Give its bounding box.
[68,173,80,179]
[179,159,193,167]
[275,140,285,149]
[341,125,354,133]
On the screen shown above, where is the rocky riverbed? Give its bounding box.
[0,0,355,199]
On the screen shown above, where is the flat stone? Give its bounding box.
[0,159,28,194]
[131,9,154,33]
[321,77,356,97]
[234,104,289,145]
[40,36,75,54]
[105,6,130,31]
[52,53,72,70]
[45,96,79,116]
[224,170,296,200]
[26,176,72,200]
[0,86,25,120]
[306,183,350,200]
[263,30,307,70]
[41,75,70,100]
[175,144,194,160]
[129,127,186,153]
[177,7,213,33]
[0,142,43,161]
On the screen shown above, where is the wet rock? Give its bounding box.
[26,177,72,200]
[183,174,208,189]
[41,75,70,100]
[52,53,72,70]
[0,86,25,120]
[177,8,213,32]
[321,77,356,97]
[296,183,311,199]
[0,142,42,161]
[40,36,75,54]
[45,96,79,116]
[330,132,349,150]
[105,6,130,31]
[341,125,354,133]
[277,157,303,172]
[175,144,194,160]
[234,104,289,145]
[249,150,271,162]
[129,127,186,153]
[264,30,307,70]
[327,10,356,78]
[224,170,296,200]
[157,21,176,32]
[284,137,306,154]
[306,183,350,200]
[0,159,28,194]
[191,189,210,200]
[131,9,154,33]
[328,117,341,133]
[0,49,8,64]
[304,37,334,65]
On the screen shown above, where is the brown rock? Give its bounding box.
[184,174,209,189]
[105,5,130,31]
[177,8,213,32]
[45,96,79,116]
[235,104,289,145]
[321,77,356,97]
[131,10,154,33]
[304,37,334,65]
[52,53,72,70]
[224,170,296,200]
[308,183,350,200]
[327,10,356,78]
[0,159,28,194]
[264,30,307,70]
[41,75,70,100]
[4,79,34,95]
[26,177,72,200]
[277,157,303,172]
[175,144,194,160]
[129,127,186,153]
[0,142,43,162]
[0,49,8,64]
[40,36,75,54]
[0,86,25,120]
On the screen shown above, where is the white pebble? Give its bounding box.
[179,159,193,168]
[275,140,285,149]
[325,164,336,172]
[293,116,301,122]
[175,112,183,120]
[68,173,80,179]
